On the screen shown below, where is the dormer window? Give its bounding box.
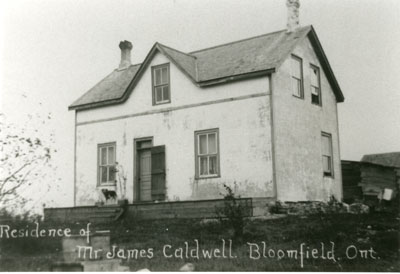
[291,55,303,98]
[311,64,321,105]
[152,63,170,105]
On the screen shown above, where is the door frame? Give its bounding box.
[133,137,153,201]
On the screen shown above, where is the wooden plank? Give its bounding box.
[45,198,254,222]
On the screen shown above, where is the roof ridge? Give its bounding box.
[157,42,197,59]
[114,62,142,72]
[189,26,311,54]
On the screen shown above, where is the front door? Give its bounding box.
[135,138,166,202]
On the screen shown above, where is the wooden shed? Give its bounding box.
[359,152,400,201]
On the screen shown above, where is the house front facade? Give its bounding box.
[69,24,344,206]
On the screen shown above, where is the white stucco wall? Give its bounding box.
[272,35,343,202]
[75,52,273,205]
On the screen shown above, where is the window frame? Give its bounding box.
[194,128,220,179]
[321,132,334,178]
[97,142,117,186]
[151,63,171,105]
[291,54,304,99]
[310,63,322,106]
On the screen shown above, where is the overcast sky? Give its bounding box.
[1,0,399,208]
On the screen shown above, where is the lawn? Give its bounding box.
[0,212,399,271]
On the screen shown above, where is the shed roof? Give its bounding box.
[69,25,344,110]
[361,152,400,168]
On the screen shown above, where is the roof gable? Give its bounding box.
[69,25,344,111]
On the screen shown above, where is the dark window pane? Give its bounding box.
[161,67,168,84]
[156,87,163,102]
[312,92,320,104]
[200,156,208,175]
[209,156,217,174]
[101,166,107,183]
[101,147,107,165]
[155,69,161,85]
[312,88,319,103]
[162,86,169,101]
[199,134,207,154]
[208,133,217,154]
[108,166,116,182]
[108,146,115,164]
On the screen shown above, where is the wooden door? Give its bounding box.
[138,149,152,201]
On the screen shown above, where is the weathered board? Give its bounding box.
[44,198,255,223]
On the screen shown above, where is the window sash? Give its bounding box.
[196,130,219,178]
[321,134,333,176]
[99,144,116,184]
[198,155,218,176]
[291,55,303,98]
[153,65,170,104]
[310,65,321,105]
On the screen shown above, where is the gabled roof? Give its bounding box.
[361,152,400,168]
[69,25,344,110]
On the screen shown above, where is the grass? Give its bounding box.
[0,212,399,271]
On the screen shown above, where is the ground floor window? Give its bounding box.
[195,129,220,178]
[321,132,333,177]
[98,142,116,184]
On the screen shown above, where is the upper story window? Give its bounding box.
[195,129,220,179]
[321,132,333,177]
[98,142,116,185]
[311,64,321,105]
[291,55,303,98]
[152,63,170,105]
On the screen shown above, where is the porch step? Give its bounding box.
[88,206,125,223]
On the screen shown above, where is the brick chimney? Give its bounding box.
[118,40,132,70]
[286,0,300,32]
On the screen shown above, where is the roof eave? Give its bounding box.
[68,97,124,111]
[198,68,275,87]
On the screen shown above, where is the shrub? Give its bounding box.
[216,184,246,239]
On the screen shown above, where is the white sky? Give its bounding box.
[1,0,399,208]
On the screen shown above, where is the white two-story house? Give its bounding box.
[69,16,344,206]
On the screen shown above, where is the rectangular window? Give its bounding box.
[321,133,333,177]
[311,64,321,105]
[291,55,303,98]
[98,143,116,184]
[152,63,170,105]
[195,129,219,178]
